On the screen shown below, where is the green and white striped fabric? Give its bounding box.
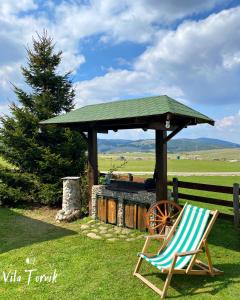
[139,204,210,270]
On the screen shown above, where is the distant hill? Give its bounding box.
[98,138,240,153]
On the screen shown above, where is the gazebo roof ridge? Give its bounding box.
[40,95,214,126]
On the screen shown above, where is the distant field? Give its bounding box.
[99,155,240,173]
[101,148,240,161]
[180,148,240,160]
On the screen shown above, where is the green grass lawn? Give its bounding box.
[99,156,240,173]
[0,207,239,300]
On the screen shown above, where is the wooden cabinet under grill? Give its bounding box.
[97,196,117,225]
[124,201,149,231]
[96,195,149,231]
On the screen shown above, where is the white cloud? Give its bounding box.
[0,104,11,117]
[223,52,240,69]
[50,0,228,46]
[0,0,37,16]
[73,6,240,109]
[74,69,183,106]
[216,112,240,130]
[0,0,234,102]
[0,62,23,101]
[59,51,85,75]
[135,7,240,104]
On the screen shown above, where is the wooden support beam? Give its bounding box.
[148,122,177,131]
[88,128,98,215]
[97,129,108,134]
[155,130,167,200]
[165,125,185,143]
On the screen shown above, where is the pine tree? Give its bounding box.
[0,31,86,205]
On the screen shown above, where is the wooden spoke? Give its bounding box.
[171,211,180,219]
[156,205,165,217]
[152,219,163,222]
[164,203,168,216]
[150,213,162,219]
[152,223,165,230]
[146,200,182,235]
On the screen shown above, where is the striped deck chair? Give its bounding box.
[133,204,223,299]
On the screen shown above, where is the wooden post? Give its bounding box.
[173,177,179,203]
[128,173,133,182]
[155,130,167,200]
[233,183,239,228]
[88,128,98,215]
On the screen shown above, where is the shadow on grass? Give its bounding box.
[208,219,240,252]
[0,208,77,254]
[143,262,239,298]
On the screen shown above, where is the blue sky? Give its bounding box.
[0,0,240,143]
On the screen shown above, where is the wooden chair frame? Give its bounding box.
[133,204,223,299]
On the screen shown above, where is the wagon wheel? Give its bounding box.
[146,200,182,235]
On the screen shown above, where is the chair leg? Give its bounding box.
[161,271,173,299]
[134,257,143,274]
[133,257,165,298]
[203,240,214,275]
[134,272,164,298]
[162,255,177,298]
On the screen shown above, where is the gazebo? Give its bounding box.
[40,95,214,213]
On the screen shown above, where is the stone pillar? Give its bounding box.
[117,197,124,227]
[91,185,99,219]
[56,177,81,222]
[91,185,106,219]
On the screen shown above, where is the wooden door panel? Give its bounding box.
[107,199,117,224]
[124,203,137,228]
[97,197,107,222]
[137,205,147,231]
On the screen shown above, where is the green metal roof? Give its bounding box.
[40,95,214,126]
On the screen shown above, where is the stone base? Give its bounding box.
[55,209,81,222]
[56,176,81,222]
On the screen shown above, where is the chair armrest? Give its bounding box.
[176,249,202,257]
[144,234,166,240]
[141,234,166,254]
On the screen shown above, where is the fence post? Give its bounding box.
[233,183,239,228]
[128,173,133,182]
[173,177,179,203]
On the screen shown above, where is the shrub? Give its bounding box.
[0,169,39,206]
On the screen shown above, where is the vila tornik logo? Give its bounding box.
[1,257,58,285]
